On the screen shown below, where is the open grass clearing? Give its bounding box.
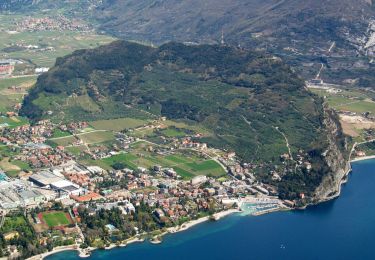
[0,116,29,128]
[99,149,225,180]
[90,118,148,131]
[49,135,78,147]
[0,76,37,91]
[78,131,115,144]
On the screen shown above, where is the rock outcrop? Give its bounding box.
[312,108,351,203]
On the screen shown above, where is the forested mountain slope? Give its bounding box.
[20,41,348,199]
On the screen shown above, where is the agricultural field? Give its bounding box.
[163,120,212,136]
[78,131,115,144]
[0,157,30,177]
[65,145,87,156]
[100,144,226,180]
[310,86,375,141]
[310,87,375,114]
[0,14,116,67]
[48,135,78,147]
[0,76,37,91]
[0,75,35,113]
[49,130,114,146]
[101,153,138,170]
[159,127,188,137]
[39,211,73,228]
[0,116,29,128]
[90,118,148,131]
[51,129,71,138]
[0,94,23,113]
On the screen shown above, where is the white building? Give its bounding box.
[50,180,82,196]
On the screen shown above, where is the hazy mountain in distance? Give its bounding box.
[2,0,375,85]
[91,0,375,85]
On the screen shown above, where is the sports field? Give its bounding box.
[40,211,72,227]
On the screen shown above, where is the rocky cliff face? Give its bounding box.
[312,109,351,203]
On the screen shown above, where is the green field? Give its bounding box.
[1,216,33,236]
[102,153,138,170]
[0,116,29,128]
[49,130,115,146]
[164,155,189,164]
[78,131,115,144]
[100,149,226,180]
[186,160,223,171]
[0,75,35,113]
[66,145,87,156]
[0,14,116,67]
[0,93,24,113]
[163,120,211,135]
[51,129,71,138]
[160,127,187,137]
[0,76,37,91]
[310,88,375,114]
[90,118,147,131]
[49,135,78,146]
[41,211,72,227]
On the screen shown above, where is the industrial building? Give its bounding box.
[29,170,64,187]
[0,180,45,209]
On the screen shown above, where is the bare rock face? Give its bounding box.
[312,109,350,203]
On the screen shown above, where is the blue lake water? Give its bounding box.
[47,159,375,260]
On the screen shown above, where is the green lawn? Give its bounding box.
[42,211,71,227]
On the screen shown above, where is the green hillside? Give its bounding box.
[20,41,346,197]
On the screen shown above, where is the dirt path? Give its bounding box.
[273,126,293,161]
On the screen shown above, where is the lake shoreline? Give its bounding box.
[29,209,242,260]
[33,157,375,260]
